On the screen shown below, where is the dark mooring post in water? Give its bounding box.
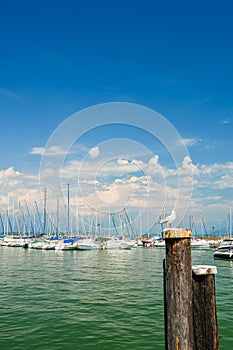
[163,228,194,350]
[192,265,219,350]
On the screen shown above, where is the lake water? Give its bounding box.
[0,246,232,349]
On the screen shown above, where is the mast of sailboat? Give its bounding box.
[7,212,13,235]
[201,217,208,236]
[75,192,78,236]
[56,197,60,237]
[108,211,111,237]
[12,199,15,234]
[17,201,21,236]
[35,201,43,235]
[43,187,47,235]
[67,184,70,236]
[110,212,119,236]
[124,207,135,237]
[121,208,125,238]
[189,215,193,232]
[0,212,4,235]
[25,199,34,236]
[6,193,10,235]
[229,208,232,238]
[20,203,27,235]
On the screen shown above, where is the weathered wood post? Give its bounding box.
[163,228,194,350]
[192,265,219,350]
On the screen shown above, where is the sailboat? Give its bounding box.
[105,210,132,249]
[54,238,78,250]
[77,237,101,250]
[106,236,132,249]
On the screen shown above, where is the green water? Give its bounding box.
[0,246,232,349]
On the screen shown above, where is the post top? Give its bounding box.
[163,228,192,239]
[192,265,217,275]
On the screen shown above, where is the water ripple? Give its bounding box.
[0,246,231,349]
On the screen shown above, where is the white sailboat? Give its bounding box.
[77,238,101,250]
[106,237,132,249]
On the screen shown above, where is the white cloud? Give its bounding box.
[0,167,22,188]
[82,179,99,185]
[148,155,159,165]
[0,167,22,180]
[117,158,129,165]
[214,174,233,189]
[1,155,233,230]
[30,145,69,156]
[178,138,198,147]
[30,147,45,155]
[88,147,99,158]
[180,156,200,175]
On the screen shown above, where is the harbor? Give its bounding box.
[0,241,232,350]
[1,192,232,253]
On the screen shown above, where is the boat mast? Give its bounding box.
[12,199,15,234]
[6,193,9,235]
[67,184,70,236]
[121,208,125,238]
[56,197,60,237]
[17,201,21,236]
[0,212,4,234]
[75,192,78,236]
[110,212,119,236]
[35,201,43,235]
[43,187,47,235]
[20,204,27,235]
[230,208,232,238]
[25,199,34,236]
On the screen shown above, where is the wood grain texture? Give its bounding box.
[165,236,194,350]
[192,272,219,350]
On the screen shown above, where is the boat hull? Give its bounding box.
[214,252,233,260]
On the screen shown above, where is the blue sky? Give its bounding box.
[0,0,233,234]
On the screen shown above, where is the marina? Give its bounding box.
[0,239,232,349]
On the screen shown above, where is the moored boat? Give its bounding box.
[214,246,233,259]
[214,238,233,259]
[54,238,78,250]
[218,238,233,248]
[106,237,132,249]
[153,239,165,247]
[77,238,101,250]
[191,238,209,248]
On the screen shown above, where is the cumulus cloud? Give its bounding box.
[180,156,200,175]
[0,167,22,179]
[214,174,233,189]
[0,167,22,188]
[88,147,99,158]
[117,158,129,165]
[1,154,233,228]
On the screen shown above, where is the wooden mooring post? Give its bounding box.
[163,228,220,350]
[163,228,194,350]
[192,265,219,350]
